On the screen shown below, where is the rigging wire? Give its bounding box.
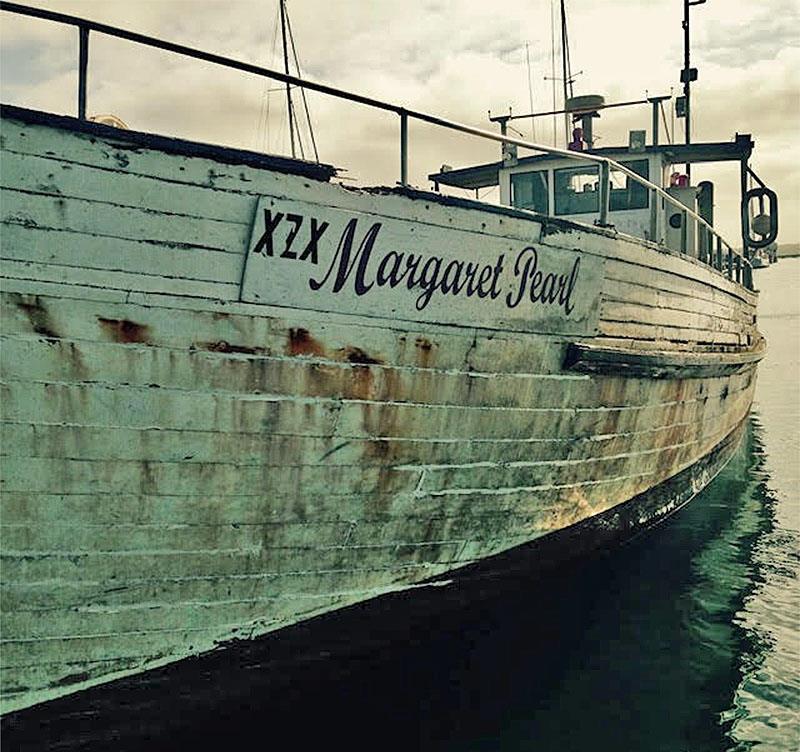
[256,1,280,151]
[293,97,306,159]
[560,0,572,146]
[561,0,574,98]
[285,4,319,162]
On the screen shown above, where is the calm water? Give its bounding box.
[198,259,798,751]
[4,263,799,752]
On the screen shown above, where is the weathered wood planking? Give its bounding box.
[0,108,760,713]
[0,258,240,300]
[0,391,747,466]
[0,325,753,408]
[0,376,753,444]
[565,340,765,379]
[1,114,549,244]
[0,189,251,254]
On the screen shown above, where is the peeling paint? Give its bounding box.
[0,107,761,716]
[197,340,267,356]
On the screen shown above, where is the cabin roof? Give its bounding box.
[429,135,754,190]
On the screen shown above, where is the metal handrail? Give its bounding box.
[0,1,752,289]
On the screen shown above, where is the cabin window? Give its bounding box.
[511,170,549,213]
[554,166,599,215]
[610,159,649,211]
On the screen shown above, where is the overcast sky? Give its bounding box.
[2,0,798,244]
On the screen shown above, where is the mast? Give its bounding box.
[682,0,706,180]
[279,0,296,158]
[285,7,319,162]
[560,0,569,145]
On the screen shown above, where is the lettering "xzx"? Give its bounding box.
[251,209,329,264]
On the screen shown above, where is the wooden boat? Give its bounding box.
[0,3,778,714]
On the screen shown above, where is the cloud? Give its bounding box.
[700,0,800,68]
[1,0,797,242]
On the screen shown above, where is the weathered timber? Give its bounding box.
[0,418,748,750]
[0,104,337,182]
[564,340,766,378]
[0,107,761,714]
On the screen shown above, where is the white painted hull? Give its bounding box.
[0,107,760,713]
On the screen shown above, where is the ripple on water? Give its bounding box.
[723,258,800,751]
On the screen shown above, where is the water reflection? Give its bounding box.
[722,417,800,752]
[402,414,793,752]
[4,414,796,752]
[417,414,790,752]
[167,415,798,751]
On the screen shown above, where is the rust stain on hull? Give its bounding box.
[14,295,59,341]
[281,328,404,500]
[414,337,437,369]
[340,346,383,366]
[97,317,150,344]
[286,327,326,358]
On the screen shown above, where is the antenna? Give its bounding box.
[549,0,557,147]
[681,0,707,180]
[525,43,536,141]
[544,0,580,147]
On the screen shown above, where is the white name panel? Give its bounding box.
[240,197,603,335]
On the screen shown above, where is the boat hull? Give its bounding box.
[0,106,761,713]
[1,415,749,743]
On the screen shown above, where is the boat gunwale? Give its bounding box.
[0,104,761,313]
[0,104,337,183]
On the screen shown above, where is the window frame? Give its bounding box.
[510,169,550,214]
[553,165,600,216]
[609,158,650,212]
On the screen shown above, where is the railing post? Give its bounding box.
[735,255,742,284]
[598,161,610,226]
[716,236,722,271]
[648,188,658,242]
[680,210,688,254]
[706,230,714,266]
[727,246,734,279]
[78,24,89,120]
[399,109,408,187]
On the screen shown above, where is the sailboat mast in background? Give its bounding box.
[279,0,296,158]
[261,0,318,162]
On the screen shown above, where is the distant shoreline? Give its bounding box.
[736,245,799,257]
